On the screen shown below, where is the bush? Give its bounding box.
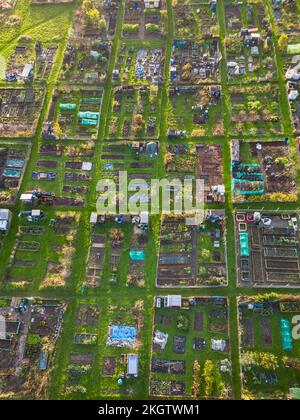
[176,313,189,331]
[242,351,279,370]
[27,333,41,345]
[145,23,160,33]
[123,24,139,33]
[192,360,201,397]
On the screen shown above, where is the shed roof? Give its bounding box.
[20,193,34,201]
[0,209,12,221]
[127,354,139,376]
[167,295,182,307]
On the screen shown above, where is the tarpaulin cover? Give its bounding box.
[130,250,145,261]
[110,325,137,342]
[59,103,76,111]
[287,44,300,54]
[78,111,99,120]
[3,169,21,178]
[159,255,190,264]
[240,232,249,257]
[280,318,293,351]
[6,159,25,168]
[80,118,98,126]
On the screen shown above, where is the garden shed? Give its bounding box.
[0,209,12,234]
[127,354,139,377]
[161,295,182,308]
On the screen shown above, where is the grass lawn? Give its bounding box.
[150,296,232,398]
[239,296,300,399]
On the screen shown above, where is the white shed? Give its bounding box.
[0,209,12,234]
[144,0,160,8]
[164,295,182,308]
[20,193,34,204]
[127,354,139,377]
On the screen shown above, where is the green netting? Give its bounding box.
[3,169,21,178]
[0,56,6,80]
[238,163,261,168]
[287,44,300,54]
[240,232,249,257]
[235,172,264,180]
[231,162,265,195]
[289,388,300,400]
[280,319,293,351]
[174,41,188,47]
[59,103,77,111]
[81,97,102,103]
[78,111,99,120]
[6,159,25,168]
[80,118,98,126]
[129,250,145,261]
[232,179,265,195]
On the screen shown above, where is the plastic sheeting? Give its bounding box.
[280,318,293,351]
[110,325,137,343]
[78,111,99,120]
[240,232,249,257]
[80,118,98,126]
[130,250,145,261]
[59,103,77,111]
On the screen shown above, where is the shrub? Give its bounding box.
[124,24,139,33]
[145,23,160,33]
[27,334,41,345]
[176,313,190,331]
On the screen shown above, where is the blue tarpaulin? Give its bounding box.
[111,325,137,343]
